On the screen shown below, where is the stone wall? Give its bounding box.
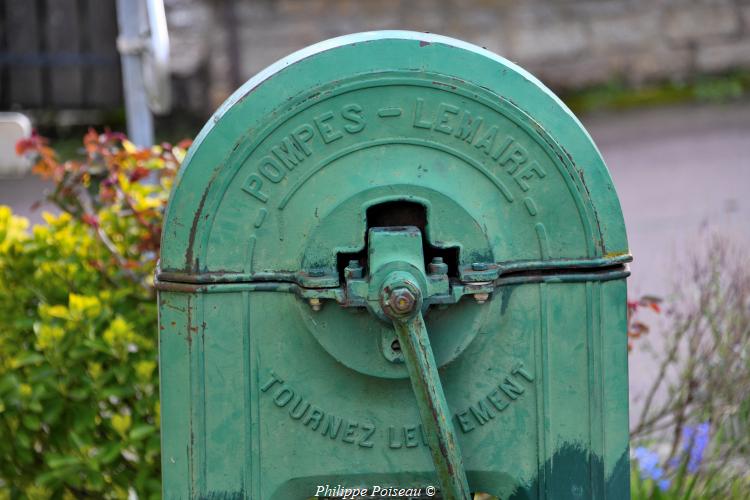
[165,0,750,112]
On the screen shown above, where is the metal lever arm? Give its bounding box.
[374,254,471,499]
[391,312,472,500]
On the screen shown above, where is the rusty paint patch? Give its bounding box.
[185,187,211,273]
[185,295,193,347]
[432,80,457,90]
[575,166,606,254]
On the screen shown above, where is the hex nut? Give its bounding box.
[389,288,416,314]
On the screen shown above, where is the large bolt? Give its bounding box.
[473,293,490,305]
[428,256,449,275]
[388,288,417,314]
[344,259,364,279]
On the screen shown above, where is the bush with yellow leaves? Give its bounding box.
[0,131,188,498]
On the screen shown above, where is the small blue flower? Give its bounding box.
[681,421,710,473]
[634,447,667,483]
[658,479,671,491]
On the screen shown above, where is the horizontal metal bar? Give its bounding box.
[494,267,630,286]
[155,270,299,284]
[496,254,632,273]
[154,265,630,293]
[155,253,633,286]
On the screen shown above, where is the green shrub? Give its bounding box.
[0,131,186,498]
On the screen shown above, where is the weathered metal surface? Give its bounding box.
[375,256,472,500]
[158,31,632,499]
[155,254,630,286]
[392,312,472,500]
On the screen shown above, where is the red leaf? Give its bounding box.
[629,321,650,336]
[129,166,150,182]
[82,213,99,229]
[15,132,47,156]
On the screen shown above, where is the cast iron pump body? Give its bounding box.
[156,31,632,499]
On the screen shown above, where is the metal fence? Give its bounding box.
[0,0,122,109]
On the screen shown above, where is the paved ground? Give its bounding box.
[582,101,750,427]
[2,100,749,429]
[584,101,750,298]
[0,169,56,224]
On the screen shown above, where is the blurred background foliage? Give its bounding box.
[562,70,750,115]
[0,132,185,497]
[628,235,750,499]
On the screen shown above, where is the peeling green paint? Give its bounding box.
[508,444,630,499]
